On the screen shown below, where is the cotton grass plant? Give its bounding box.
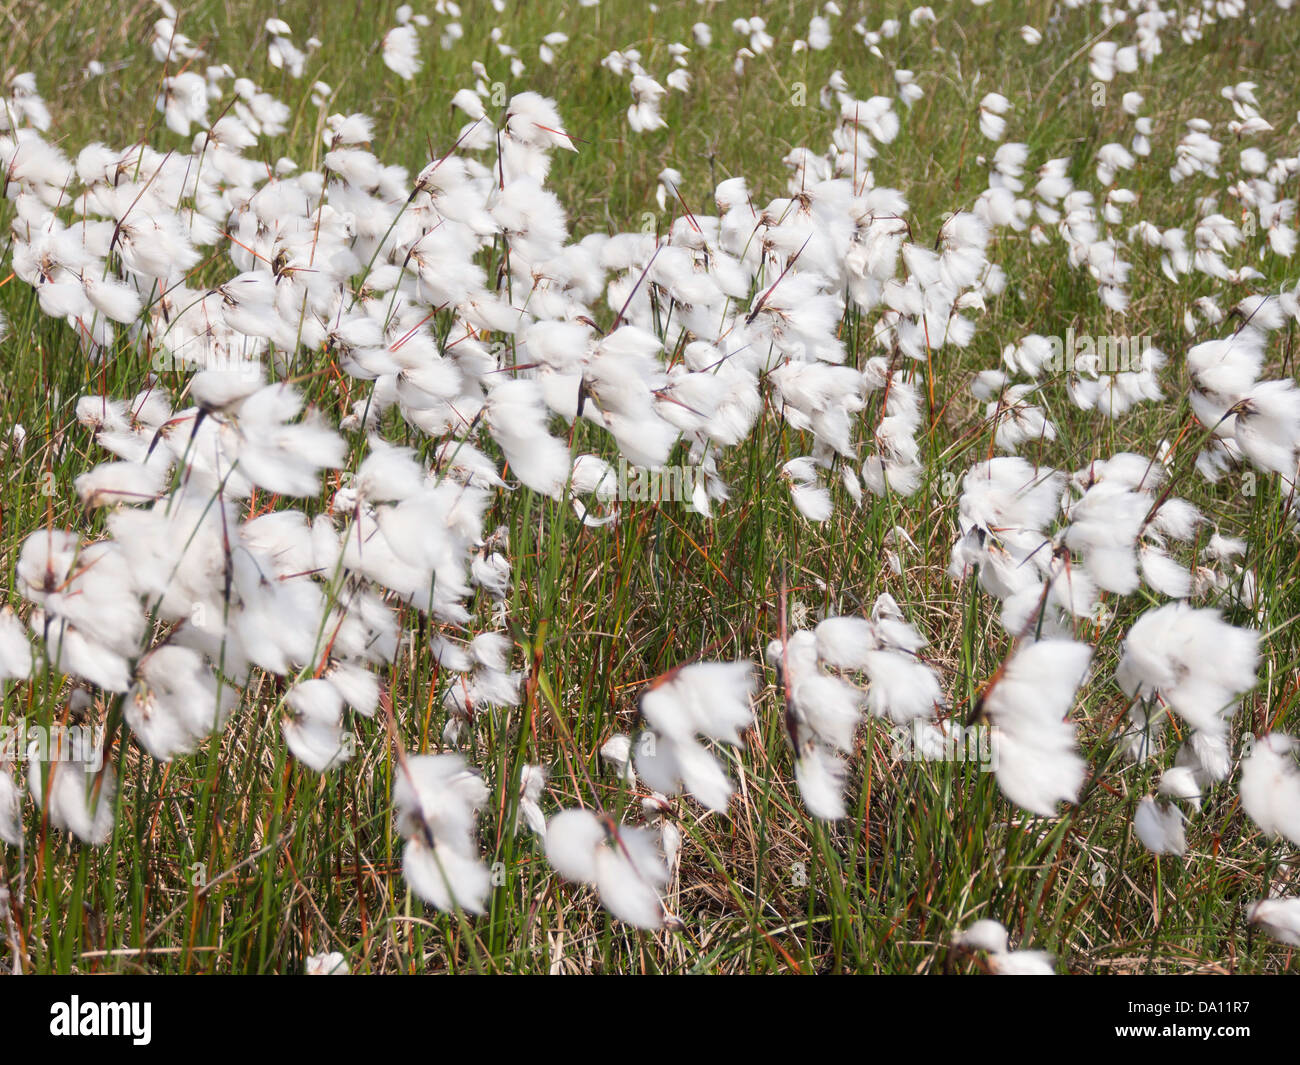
[0,0,1299,975]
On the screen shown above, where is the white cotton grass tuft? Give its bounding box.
[394,754,493,915]
[127,645,236,762]
[485,379,572,499]
[1240,733,1300,846]
[282,679,351,772]
[599,733,636,785]
[304,951,349,975]
[1247,898,1300,946]
[765,594,943,822]
[634,660,756,813]
[947,457,1065,623]
[382,23,422,81]
[627,74,668,132]
[1117,604,1259,776]
[979,639,1091,817]
[768,630,861,820]
[1133,796,1188,856]
[793,744,850,821]
[515,763,547,836]
[27,735,115,846]
[781,457,833,521]
[1157,765,1203,809]
[0,767,21,846]
[813,594,945,726]
[978,93,1011,141]
[0,607,32,681]
[544,808,670,928]
[953,918,1055,974]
